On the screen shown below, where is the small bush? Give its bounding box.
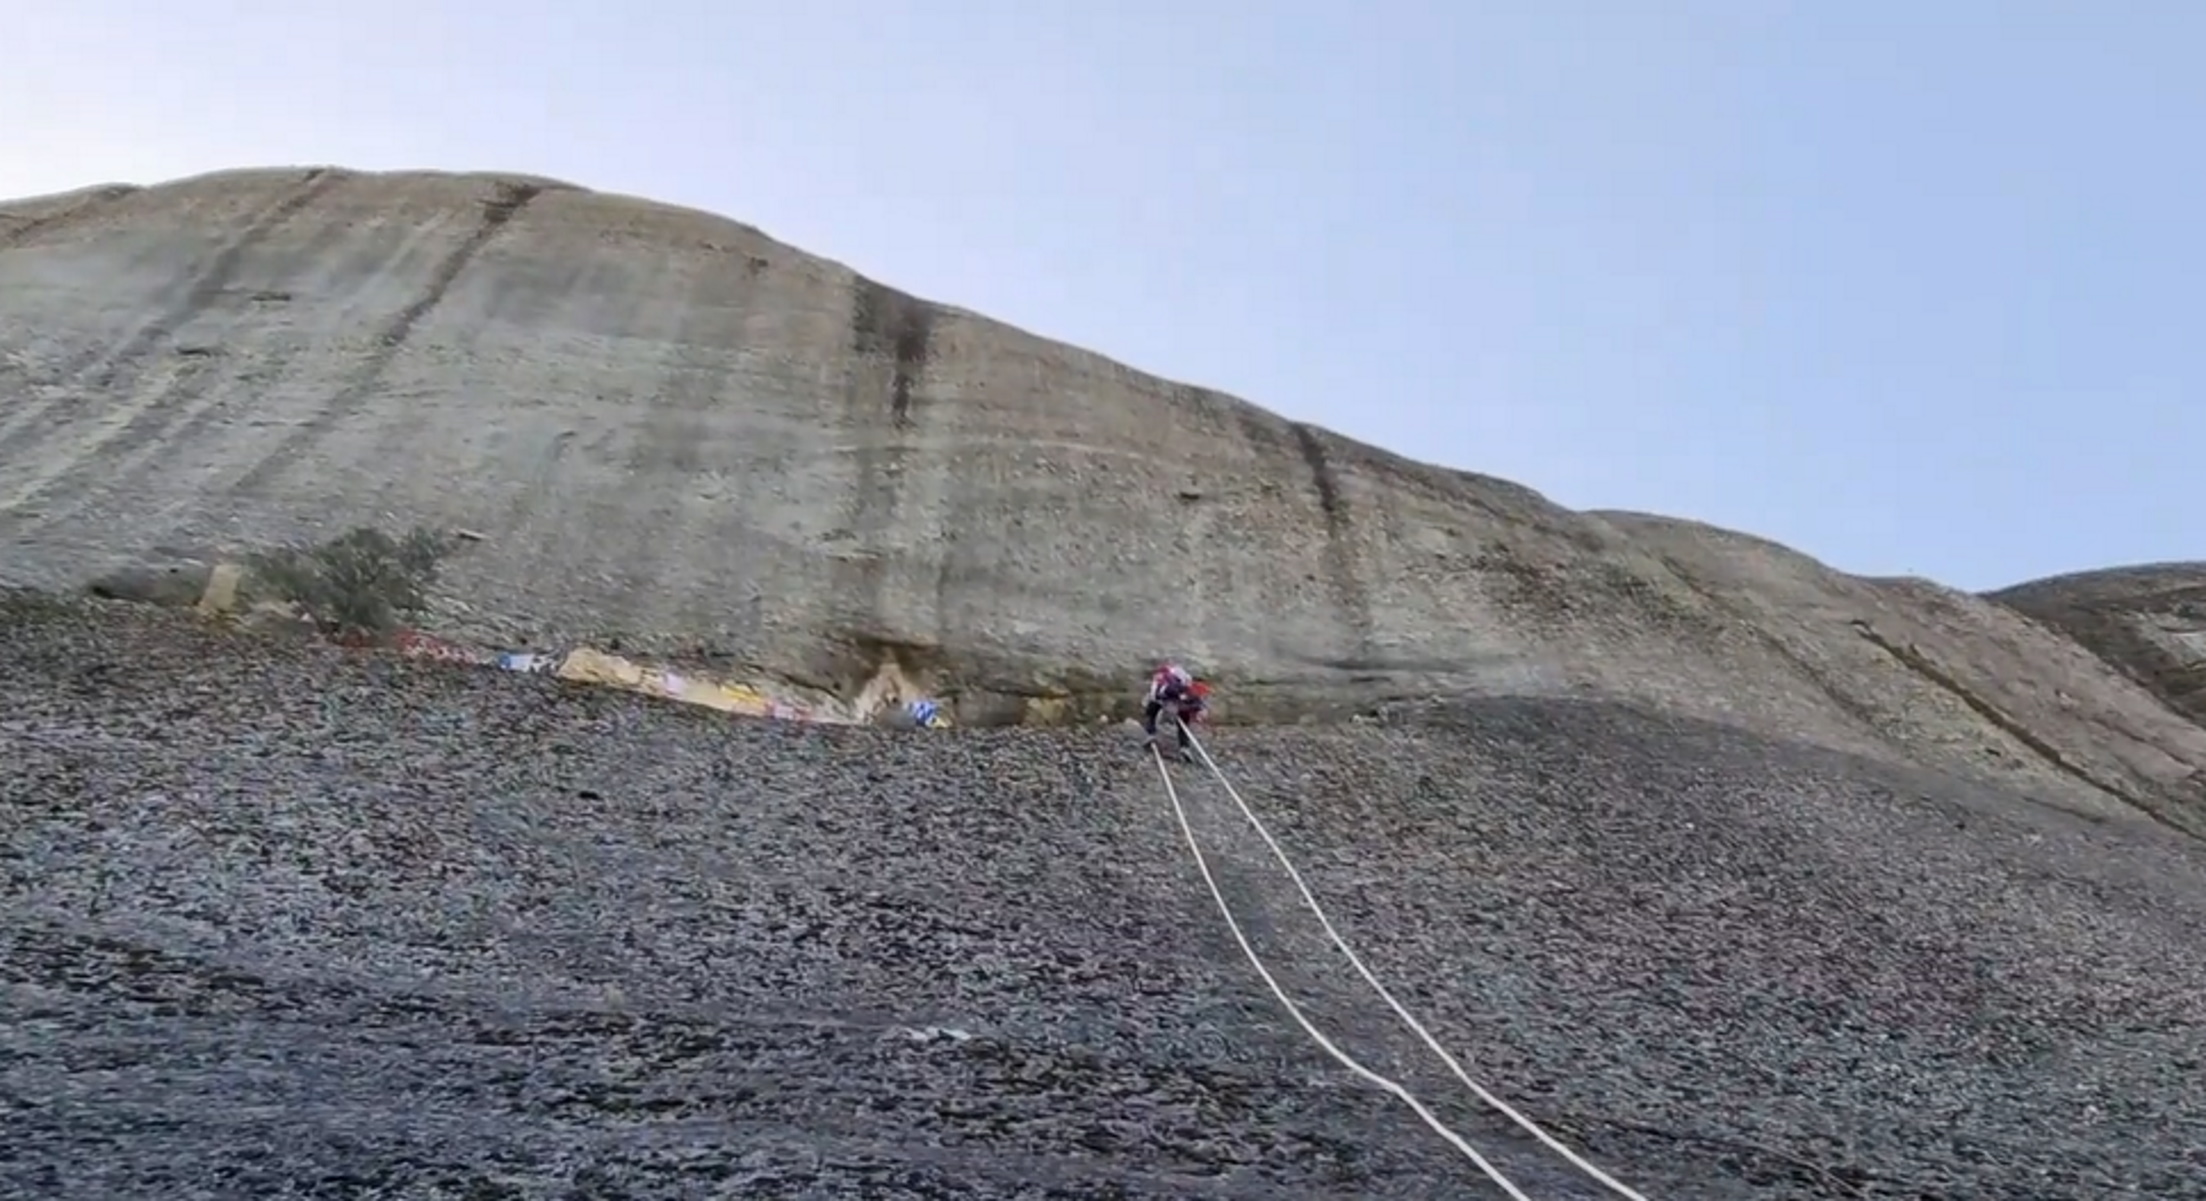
[248,525,455,640]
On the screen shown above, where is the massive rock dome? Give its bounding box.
[2,166,2202,832]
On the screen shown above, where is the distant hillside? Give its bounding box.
[1988,562,2206,729]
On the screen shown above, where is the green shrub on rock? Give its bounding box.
[246,526,455,641]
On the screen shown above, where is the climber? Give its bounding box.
[1142,661,1210,755]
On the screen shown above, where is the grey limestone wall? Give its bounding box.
[2,166,2202,829]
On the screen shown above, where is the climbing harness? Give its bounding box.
[1153,720,1650,1200]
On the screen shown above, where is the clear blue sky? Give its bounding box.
[8,1,2200,590]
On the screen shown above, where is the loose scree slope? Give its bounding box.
[6,598,2206,1198]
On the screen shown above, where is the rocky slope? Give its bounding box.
[3,167,2203,842]
[6,163,2206,1201]
[6,594,2205,1200]
[1987,562,2206,729]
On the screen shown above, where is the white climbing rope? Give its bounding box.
[1147,743,1533,1200]
[1176,721,1651,1201]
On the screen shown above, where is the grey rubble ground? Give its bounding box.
[6,596,2206,1201]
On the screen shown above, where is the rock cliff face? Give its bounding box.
[3,166,2202,831]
